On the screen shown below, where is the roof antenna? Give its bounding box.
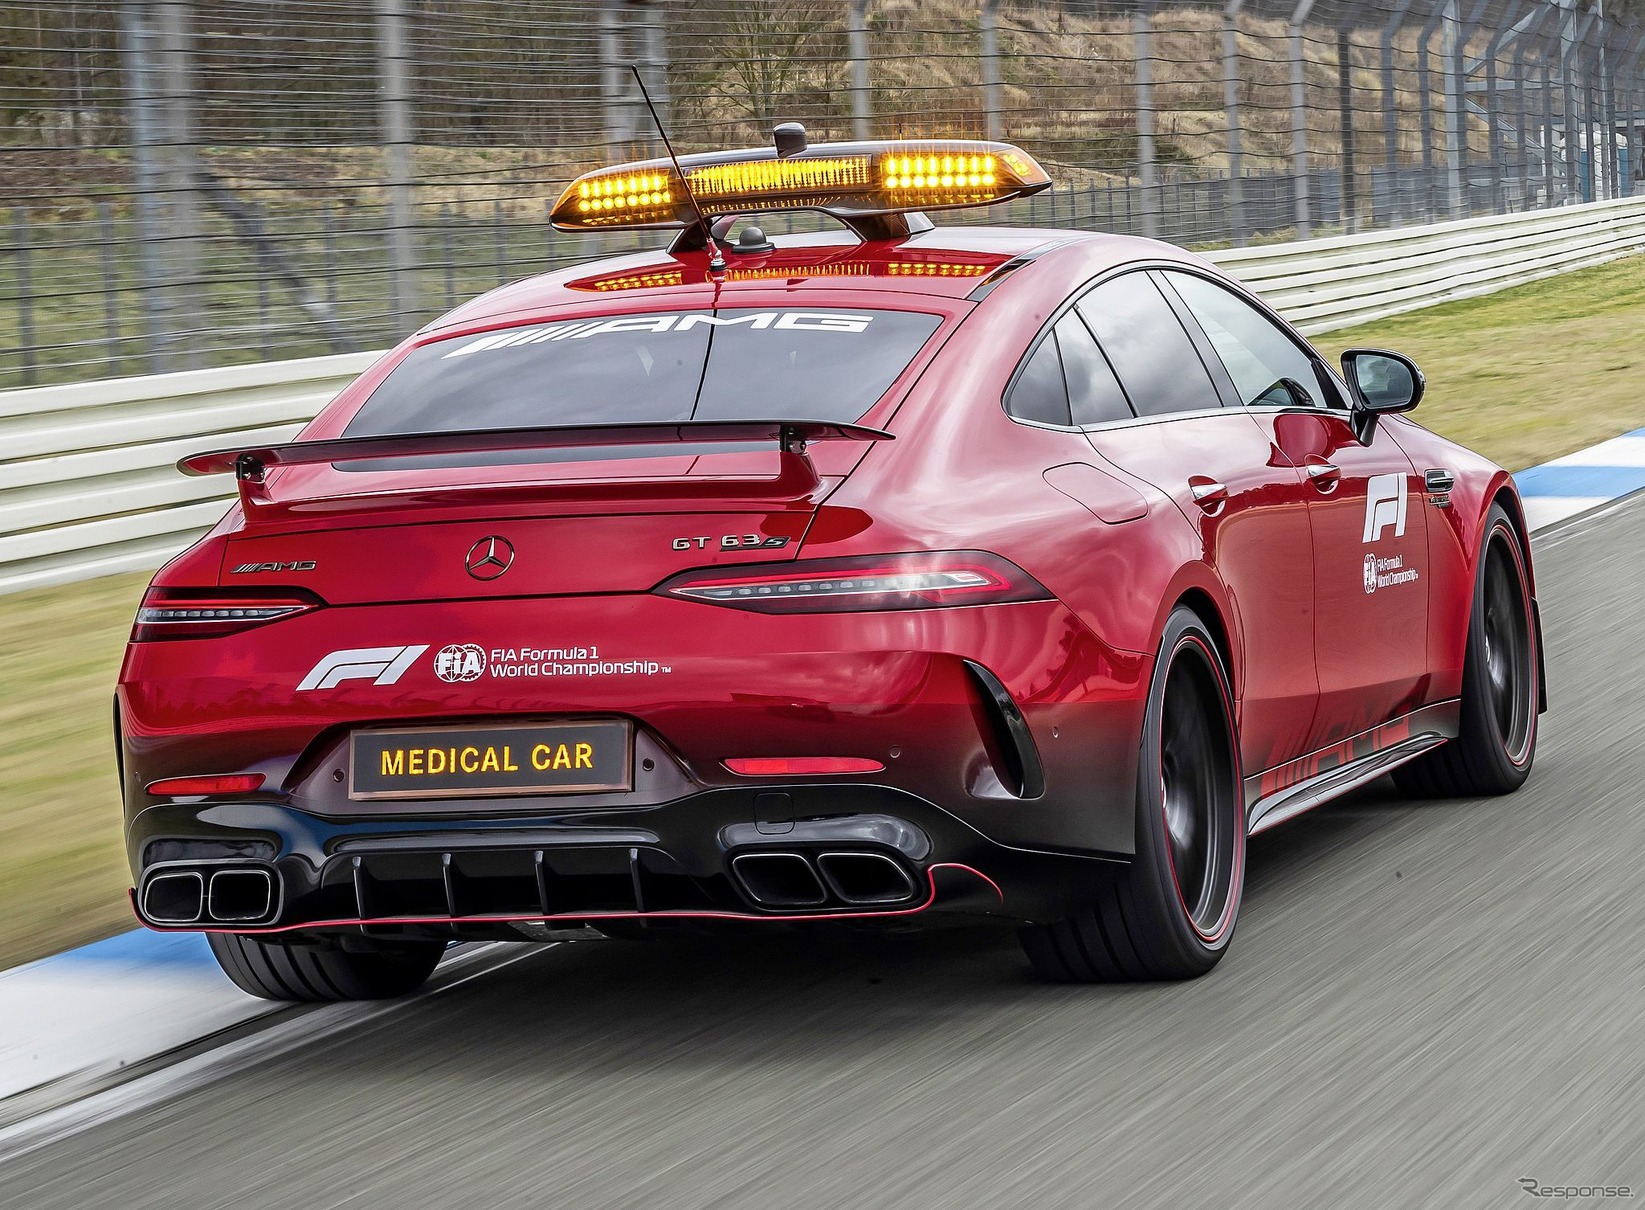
[631,65,725,275]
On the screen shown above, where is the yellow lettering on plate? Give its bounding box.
[504,745,518,772]
[553,744,571,770]
[460,746,479,773]
[381,749,404,777]
[428,748,446,774]
[480,747,500,772]
[575,742,593,769]
[532,743,551,771]
[408,748,424,775]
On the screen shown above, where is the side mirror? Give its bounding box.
[1340,349,1424,442]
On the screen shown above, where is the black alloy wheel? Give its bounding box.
[1394,502,1539,798]
[1021,605,1244,982]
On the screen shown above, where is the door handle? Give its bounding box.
[1188,478,1228,512]
[1305,459,1341,491]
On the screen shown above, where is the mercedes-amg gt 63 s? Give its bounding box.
[119,131,1544,1000]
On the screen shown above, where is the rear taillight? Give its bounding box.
[725,757,885,776]
[146,774,266,796]
[131,587,322,642]
[655,551,1051,614]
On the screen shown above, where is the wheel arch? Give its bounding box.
[1175,586,1236,703]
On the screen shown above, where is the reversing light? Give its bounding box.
[655,551,1051,614]
[132,588,322,642]
[145,774,266,796]
[724,757,885,776]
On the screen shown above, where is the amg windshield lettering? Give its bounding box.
[441,311,874,358]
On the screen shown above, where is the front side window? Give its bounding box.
[1163,272,1325,409]
[1075,274,1220,418]
[345,308,945,437]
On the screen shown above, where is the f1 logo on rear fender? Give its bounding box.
[1363,473,1408,543]
[297,645,428,691]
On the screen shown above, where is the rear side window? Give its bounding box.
[1076,274,1220,417]
[1054,311,1133,426]
[345,308,944,436]
[1163,271,1323,409]
[1006,331,1071,427]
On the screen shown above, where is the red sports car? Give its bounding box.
[118,132,1543,999]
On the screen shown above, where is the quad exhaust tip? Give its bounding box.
[208,867,275,923]
[816,851,917,905]
[141,869,205,924]
[141,863,279,926]
[731,852,828,907]
[730,850,918,910]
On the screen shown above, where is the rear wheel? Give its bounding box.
[1394,503,1538,798]
[207,932,445,1002]
[1020,606,1245,982]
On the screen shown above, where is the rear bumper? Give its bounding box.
[126,783,1125,938]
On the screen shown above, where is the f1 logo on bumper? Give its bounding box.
[298,645,429,691]
[1363,473,1408,543]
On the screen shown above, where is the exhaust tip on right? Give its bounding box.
[816,852,917,905]
[208,867,275,923]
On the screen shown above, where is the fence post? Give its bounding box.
[1339,26,1358,232]
[12,209,35,385]
[981,0,1002,142]
[848,0,871,140]
[1415,3,1447,218]
[639,0,669,157]
[1479,4,1523,215]
[599,0,629,154]
[376,0,421,333]
[1135,3,1160,239]
[97,200,122,376]
[1289,0,1318,239]
[1222,0,1247,244]
[1629,31,1645,195]
[118,0,169,373]
[1380,0,1419,226]
[156,1,205,368]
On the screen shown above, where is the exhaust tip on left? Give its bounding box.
[141,870,205,924]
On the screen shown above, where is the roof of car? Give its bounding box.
[425,224,1182,333]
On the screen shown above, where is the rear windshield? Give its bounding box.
[345,308,944,437]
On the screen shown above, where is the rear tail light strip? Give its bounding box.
[131,588,323,642]
[655,551,1050,614]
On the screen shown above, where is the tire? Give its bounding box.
[207,932,445,1002]
[1393,503,1539,799]
[1020,606,1245,982]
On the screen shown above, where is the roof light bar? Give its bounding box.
[551,138,1051,233]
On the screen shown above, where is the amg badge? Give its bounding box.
[232,560,317,574]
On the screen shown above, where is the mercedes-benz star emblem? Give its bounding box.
[465,536,515,581]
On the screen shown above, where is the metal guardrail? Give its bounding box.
[2,194,1643,596]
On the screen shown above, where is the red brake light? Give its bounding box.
[131,587,322,642]
[655,551,1051,614]
[725,757,885,776]
[145,774,266,796]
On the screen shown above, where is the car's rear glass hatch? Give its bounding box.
[340,307,943,472]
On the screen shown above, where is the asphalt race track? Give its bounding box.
[5,495,1644,1210]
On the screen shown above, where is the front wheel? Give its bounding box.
[208,932,445,1001]
[1394,503,1539,799]
[1020,606,1245,982]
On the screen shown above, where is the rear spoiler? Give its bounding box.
[179,420,893,483]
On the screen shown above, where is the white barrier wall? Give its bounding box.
[3,195,1644,595]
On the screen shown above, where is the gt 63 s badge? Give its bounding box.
[671,535,791,551]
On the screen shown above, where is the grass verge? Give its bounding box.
[1,252,1642,969]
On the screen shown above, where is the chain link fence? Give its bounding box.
[1,0,1642,390]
